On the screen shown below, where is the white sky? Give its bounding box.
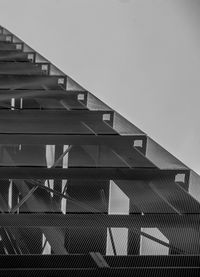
[0,0,200,173]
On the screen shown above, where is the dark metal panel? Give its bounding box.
[115,180,177,213]
[107,142,155,168]
[60,98,88,110]
[0,62,43,75]
[68,145,127,168]
[0,51,33,62]
[105,255,200,268]
[13,180,52,213]
[12,228,43,254]
[66,180,109,213]
[0,110,116,134]
[0,90,88,110]
[149,176,200,213]
[0,168,187,179]
[115,178,200,214]
[160,226,200,254]
[0,255,97,269]
[0,75,65,90]
[65,179,109,255]
[0,89,87,100]
[35,98,67,109]
[0,214,198,228]
[65,227,108,254]
[0,34,13,42]
[0,42,17,50]
[0,134,141,145]
[0,144,154,168]
[0,89,71,101]
[12,179,68,254]
[0,145,46,167]
[0,120,92,134]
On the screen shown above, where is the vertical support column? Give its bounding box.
[61,145,69,214]
[127,229,141,255]
[52,145,63,212]
[0,180,9,211]
[11,181,19,212]
[128,183,142,255]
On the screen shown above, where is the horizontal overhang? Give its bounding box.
[0,51,35,62]
[0,89,87,99]
[0,134,145,144]
[0,213,198,227]
[0,110,116,134]
[0,75,65,89]
[0,167,188,179]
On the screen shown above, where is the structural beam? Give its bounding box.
[0,214,198,228]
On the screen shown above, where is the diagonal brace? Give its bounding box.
[10,145,72,213]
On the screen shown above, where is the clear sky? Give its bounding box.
[0,0,200,173]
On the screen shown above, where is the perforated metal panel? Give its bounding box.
[0,25,199,275]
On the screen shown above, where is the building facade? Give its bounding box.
[0,26,199,275]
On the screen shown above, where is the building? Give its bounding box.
[0,25,199,276]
